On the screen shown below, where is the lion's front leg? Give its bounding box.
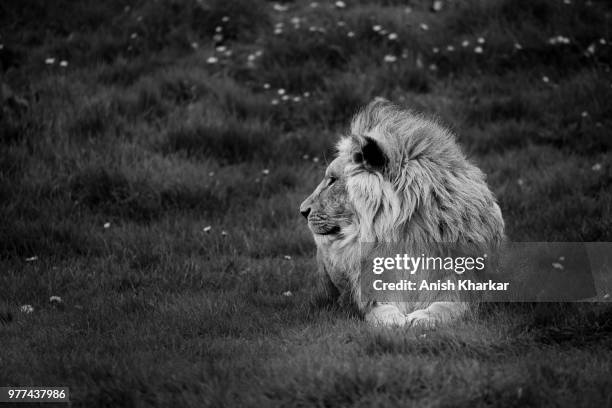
[312,256,340,307]
[364,303,407,327]
[405,302,468,328]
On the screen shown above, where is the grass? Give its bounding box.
[1,0,612,406]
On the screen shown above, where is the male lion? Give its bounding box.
[300,99,505,327]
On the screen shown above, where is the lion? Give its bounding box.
[300,98,505,327]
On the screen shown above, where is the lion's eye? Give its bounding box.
[327,176,337,187]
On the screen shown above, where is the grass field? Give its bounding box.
[1,0,612,406]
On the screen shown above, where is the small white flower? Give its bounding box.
[215,26,223,33]
[203,225,212,233]
[337,21,346,27]
[208,172,215,177]
[586,43,596,55]
[303,91,311,97]
[383,54,397,63]
[404,6,412,13]
[563,0,571,4]
[103,222,111,229]
[20,305,34,313]
[263,83,271,90]
[191,42,199,49]
[592,163,602,171]
[262,169,270,175]
[514,42,523,50]
[292,96,301,102]
[281,94,290,101]
[25,256,38,262]
[599,38,606,45]
[604,293,610,299]
[474,46,483,54]
[221,230,228,236]
[49,296,62,303]
[428,63,437,71]
[271,99,279,105]
[446,45,455,52]
[277,88,286,95]
[213,34,223,43]
[130,32,138,39]
[549,35,570,45]
[477,37,485,44]
[388,33,398,40]
[313,157,320,163]
[559,256,565,261]
[59,60,68,67]
[461,40,469,47]
[420,23,429,31]
[310,2,318,7]
[274,28,283,35]
[282,290,293,296]
[206,56,219,64]
[581,111,589,118]
[552,262,564,270]
[216,45,227,53]
[302,154,310,159]
[347,31,355,38]
[372,25,382,32]
[517,178,524,186]
[273,3,289,12]
[335,1,346,8]
[432,47,439,53]
[0,44,3,50]
[284,255,292,260]
[221,16,230,22]
[432,0,443,11]
[45,57,55,65]
[542,75,550,83]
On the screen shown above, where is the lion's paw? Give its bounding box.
[365,304,407,327]
[405,309,438,328]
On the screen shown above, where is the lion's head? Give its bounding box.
[300,98,504,250]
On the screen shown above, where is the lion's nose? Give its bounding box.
[300,207,311,219]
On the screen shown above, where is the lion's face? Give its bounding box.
[300,129,397,242]
[300,157,355,236]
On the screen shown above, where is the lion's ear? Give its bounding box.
[353,136,388,172]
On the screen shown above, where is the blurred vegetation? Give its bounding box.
[1,0,612,406]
